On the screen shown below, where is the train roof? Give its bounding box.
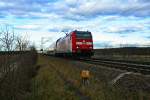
[73,30,91,33]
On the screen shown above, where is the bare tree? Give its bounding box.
[16,35,29,51]
[0,26,16,51]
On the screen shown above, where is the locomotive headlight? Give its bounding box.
[86,42,92,45]
[76,42,82,45]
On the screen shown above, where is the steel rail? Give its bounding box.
[78,58,150,75]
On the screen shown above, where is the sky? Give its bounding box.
[0,0,150,49]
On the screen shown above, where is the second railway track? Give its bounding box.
[78,58,150,75]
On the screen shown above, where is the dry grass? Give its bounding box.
[0,51,38,100]
[29,55,150,100]
[29,55,81,100]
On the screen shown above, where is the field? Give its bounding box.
[29,55,150,100]
[94,47,150,62]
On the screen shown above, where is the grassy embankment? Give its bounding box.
[29,55,81,100]
[29,55,150,100]
[0,51,37,100]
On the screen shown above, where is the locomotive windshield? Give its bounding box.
[76,31,92,39]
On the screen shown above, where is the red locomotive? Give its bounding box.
[54,30,94,57]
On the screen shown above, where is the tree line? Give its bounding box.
[0,25,31,51]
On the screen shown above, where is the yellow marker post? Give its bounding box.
[80,70,90,85]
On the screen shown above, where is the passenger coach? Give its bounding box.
[54,30,94,57]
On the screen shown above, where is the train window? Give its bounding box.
[76,31,92,39]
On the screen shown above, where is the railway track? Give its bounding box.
[78,58,150,75]
[42,54,150,75]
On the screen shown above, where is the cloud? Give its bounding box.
[138,0,150,3]
[103,15,121,21]
[48,24,84,32]
[15,24,41,30]
[64,0,150,20]
[0,15,6,18]
[0,0,149,48]
[106,24,144,34]
[94,41,113,48]
[145,36,150,39]
[0,0,149,21]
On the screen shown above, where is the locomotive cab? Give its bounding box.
[71,30,94,57]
